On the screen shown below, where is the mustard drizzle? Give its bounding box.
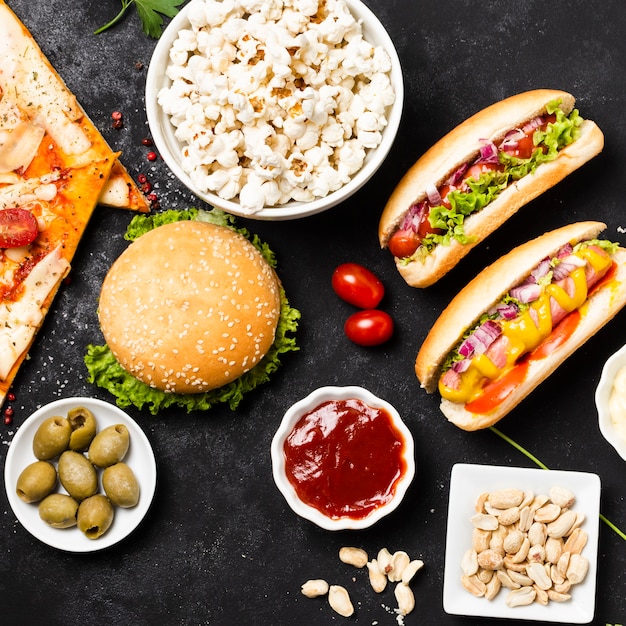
[439,247,612,404]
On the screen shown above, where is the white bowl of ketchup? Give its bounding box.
[271,386,415,530]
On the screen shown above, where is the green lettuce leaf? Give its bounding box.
[85,208,300,415]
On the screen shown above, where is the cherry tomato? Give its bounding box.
[0,208,39,248]
[332,262,385,309]
[464,161,503,182]
[510,134,535,159]
[387,228,421,259]
[344,309,394,346]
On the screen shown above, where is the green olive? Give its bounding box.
[39,494,79,528]
[77,494,114,539]
[16,461,57,503]
[67,406,98,451]
[32,416,72,460]
[102,462,139,508]
[57,450,98,501]
[88,424,130,468]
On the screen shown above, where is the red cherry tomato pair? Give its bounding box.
[0,208,39,248]
[332,263,394,346]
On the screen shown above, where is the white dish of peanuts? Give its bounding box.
[443,464,600,623]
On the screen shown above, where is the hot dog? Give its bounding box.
[415,222,626,430]
[378,89,604,287]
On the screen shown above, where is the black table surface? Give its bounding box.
[1,1,625,624]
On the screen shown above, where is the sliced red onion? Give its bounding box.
[530,257,551,282]
[494,302,519,320]
[478,140,499,163]
[402,201,427,231]
[458,320,502,358]
[425,183,442,206]
[447,163,468,186]
[552,254,586,281]
[555,243,573,259]
[522,115,544,133]
[451,359,471,374]
[500,128,525,152]
[509,282,541,303]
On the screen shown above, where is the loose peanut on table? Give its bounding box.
[301,545,425,618]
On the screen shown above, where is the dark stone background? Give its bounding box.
[1,0,625,624]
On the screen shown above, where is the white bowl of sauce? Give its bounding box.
[595,343,626,461]
[271,386,415,530]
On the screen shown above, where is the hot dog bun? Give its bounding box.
[415,221,626,430]
[379,89,605,288]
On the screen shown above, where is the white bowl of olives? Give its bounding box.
[4,397,157,552]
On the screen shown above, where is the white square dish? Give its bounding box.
[443,463,600,623]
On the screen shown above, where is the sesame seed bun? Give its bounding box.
[98,220,281,394]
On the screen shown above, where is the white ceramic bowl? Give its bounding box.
[271,385,415,530]
[145,0,404,220]
[4,397,157,552]
[443,464,600,623]
[595,343,626,461]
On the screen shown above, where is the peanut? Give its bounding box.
[394,583,415,616]
[339,546,368,568]
[549,486,575,509]
[328,585,354,617]
[488,488,525,509]
[462,574,486,597]
[301,579,329,598]
[471,513,499,531]
[505,586,536,607]
[387,550,410,582]
[566,553,589,584]
[366,559,387,593]
[401,559,424,585]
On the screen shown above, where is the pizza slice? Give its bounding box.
[0,0,149,213]
[0,157,117,405]
[99,160,151,213]
[0,0,150,407]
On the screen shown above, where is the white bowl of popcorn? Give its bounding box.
[146,0,404,220]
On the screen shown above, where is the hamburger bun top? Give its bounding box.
[98,220,281,394]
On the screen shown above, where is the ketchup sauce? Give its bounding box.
[283,398,407,520]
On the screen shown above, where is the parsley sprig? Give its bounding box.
[95,0,185,38]
[490,427,626,542]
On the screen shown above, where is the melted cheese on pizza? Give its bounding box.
[0,246,69,380]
